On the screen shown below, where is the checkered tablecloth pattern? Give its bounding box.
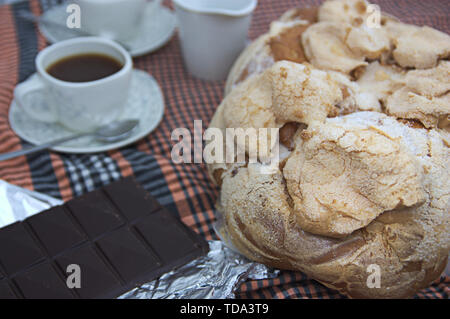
[0,0,448,299]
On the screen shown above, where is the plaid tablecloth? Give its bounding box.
[0,0,448,299]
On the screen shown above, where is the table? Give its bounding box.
[0,0,448,299]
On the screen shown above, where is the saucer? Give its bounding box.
[39,3,177,57]
[9,70,164,154]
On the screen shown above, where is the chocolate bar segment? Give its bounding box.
[104,177,161,220]
[13,262,74,299]
[66,190,124,238]
[0,177,208,298]
[0,222,44,275]
[27,206,86,256]
[96,228,161,282]
[56,244,121,299]
[135,211,199,263]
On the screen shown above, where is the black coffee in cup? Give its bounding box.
[46,53,123,83]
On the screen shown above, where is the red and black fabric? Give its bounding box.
[0,0,448,299]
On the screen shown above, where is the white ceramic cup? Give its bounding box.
[173,0,257,81]
[75,0,154,42]
[14,37,132,132]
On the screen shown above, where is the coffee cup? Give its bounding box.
[74,0,150,42]
[14,37,132,132]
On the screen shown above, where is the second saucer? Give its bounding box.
[39,2,177,57]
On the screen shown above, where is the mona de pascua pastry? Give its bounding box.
[207,0,450,298]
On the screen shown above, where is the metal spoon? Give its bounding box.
[0,120,139,161]
[18,11,132,51]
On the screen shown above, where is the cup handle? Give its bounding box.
[14,75,58,123]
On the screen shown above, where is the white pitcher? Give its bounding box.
[173,0,257,81]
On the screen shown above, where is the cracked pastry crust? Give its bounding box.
[283,114,427,238]
[302,21,369,74]
[385,61,450,129]
[224,7,318,95]
[215,113,449,299]
[226,0,450,91]
[385,22,450,69]
[210,0,450,299]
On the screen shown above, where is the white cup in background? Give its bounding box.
[173,0,257,81]
[14,37,132,132]
[75,0,149,42]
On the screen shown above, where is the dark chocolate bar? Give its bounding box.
[0,177,208,299]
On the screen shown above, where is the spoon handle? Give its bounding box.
[0,133,90,161]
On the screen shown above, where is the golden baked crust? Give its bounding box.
[211,0,450,298]
[385,61,450,128]
[283,115,427,238]
[385,22,450,69]
[224,8,316,95]
[225,0,450,92]
[318,0,371,25]
[215,114,449,299]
